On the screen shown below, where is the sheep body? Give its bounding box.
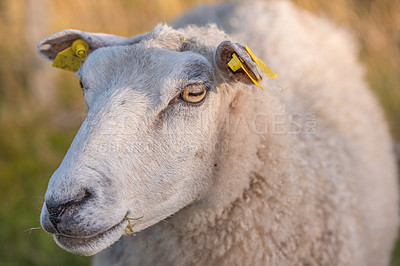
[37,1,398,265]
[89,1,398,266]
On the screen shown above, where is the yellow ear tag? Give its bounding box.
[228,53,265,90]
[52,39,89,72]
[245,45,277,79]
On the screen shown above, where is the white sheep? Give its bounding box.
[37,1,399,265]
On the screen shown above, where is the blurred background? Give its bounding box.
[0,0,399,265]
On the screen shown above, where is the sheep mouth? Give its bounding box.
[53,218,128,256]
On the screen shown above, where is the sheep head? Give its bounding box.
[38,24,266,256]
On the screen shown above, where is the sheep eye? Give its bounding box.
[180,85,207,103]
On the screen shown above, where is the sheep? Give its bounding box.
[37,1,399,265]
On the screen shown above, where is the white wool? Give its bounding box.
[38,1,398,265]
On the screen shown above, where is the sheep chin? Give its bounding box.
[53,219,128,256]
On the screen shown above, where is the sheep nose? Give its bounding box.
[46,189,91,229]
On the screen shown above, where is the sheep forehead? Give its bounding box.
[142,24,188,51]
[79,43,213,109]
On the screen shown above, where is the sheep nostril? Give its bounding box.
[46,202,65,229]
[48,213,61,227]
[45,189,92,228]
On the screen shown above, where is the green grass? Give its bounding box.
[0,108,89,266]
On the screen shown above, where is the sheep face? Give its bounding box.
[40,40,223,256]
[38,24,259,256]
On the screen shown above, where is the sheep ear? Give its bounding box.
[37,29,128,61]
[215,41,262,85]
